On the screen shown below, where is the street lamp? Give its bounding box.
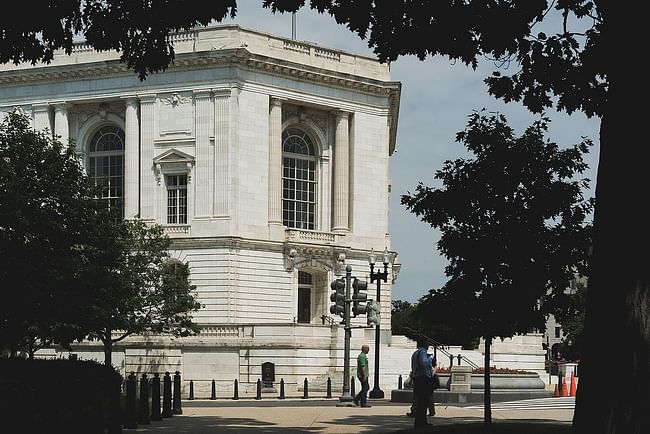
[368,247,389,399]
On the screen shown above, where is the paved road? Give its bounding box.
[124,397,574,433]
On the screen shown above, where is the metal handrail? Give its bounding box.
[402,326,480,370]
[320,315,337,326]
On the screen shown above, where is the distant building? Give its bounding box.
[0,25,402,395]
[543,276,586,363]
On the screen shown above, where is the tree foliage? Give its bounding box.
[392,298,478,349]
[1,2,645,432]
[0,111,201,364]
[264,1,605,118]
[85,219,202,365]
[552,276,588,361]
[402,111,592,427]
[0,0,237,80]
[0,109,114,355]
[403,111,592,339]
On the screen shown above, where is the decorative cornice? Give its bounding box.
[0,40,401,154]
[0,48,396,98]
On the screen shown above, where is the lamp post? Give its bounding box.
[368,248,389,399]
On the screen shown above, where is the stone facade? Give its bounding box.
[0,25,402,395]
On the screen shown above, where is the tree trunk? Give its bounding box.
[573,6,649,433]
[103,331,113,366]
[484,336,492,432]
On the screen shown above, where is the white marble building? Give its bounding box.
[0,25,404,396]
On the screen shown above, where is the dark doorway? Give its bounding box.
[298,287,311,323]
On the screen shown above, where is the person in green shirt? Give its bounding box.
[354,344,371,407]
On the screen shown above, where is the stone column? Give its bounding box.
[32,104,51,135]
[194,89,212,217]
[123,97,140,220]
[268,97,283,225]
[332,111,350,233]
[53,102,69,146]
[139,95,156,220]
[213,89,230,217]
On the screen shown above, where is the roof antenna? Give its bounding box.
[291,12,297,40]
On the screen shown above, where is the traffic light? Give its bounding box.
[367,300,381,326]
[351,277,368,317]
[330,278,346,318]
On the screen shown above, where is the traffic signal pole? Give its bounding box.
[338,264,354,404]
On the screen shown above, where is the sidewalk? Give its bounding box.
[124,397,574,433]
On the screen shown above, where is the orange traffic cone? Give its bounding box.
[561,376,568,397]
[553,383,560,397]
[569,372,577,396]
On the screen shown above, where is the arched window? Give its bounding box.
[282,127,316,229]
[88,126,125,219]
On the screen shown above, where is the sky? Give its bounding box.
[225,4,601,303]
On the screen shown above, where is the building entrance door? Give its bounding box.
[298,287,311,323]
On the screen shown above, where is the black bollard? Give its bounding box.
[457,354,462,365]
[162,372,173,418]
[233,379,239,400]
[326,377,332,398]
[125,372,138,429]
[151,373,162,421]
[279,378,285,399]
[107,374,122,434]
[211,379,217,400]
[138,373,151,425]
[351,376,356,397]
[256,378,262,400]
[188,380,194,400]
[173,371,183,414]
[303,378,309,399]
[449,354,454,368]
[398,374,403,389]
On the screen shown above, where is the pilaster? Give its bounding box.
[213,89,230,217]
[194,89,213,217]
[32,104,51,135]
[268,97,284,228]
[53,102,69,146]
[332,111,350,233]
[123,97,140,219]
[139,94,156,220]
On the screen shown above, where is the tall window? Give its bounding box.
[297,271,313,323]
[167,175,188,224]
[282,128,316,229]
[88,126,125,219]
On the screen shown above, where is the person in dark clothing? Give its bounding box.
[410,337,434,428]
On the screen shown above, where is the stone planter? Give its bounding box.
[436,373,546,390]
[391,371,552,404]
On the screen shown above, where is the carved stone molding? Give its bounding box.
[161,92,192,107]
[283,243,348,274]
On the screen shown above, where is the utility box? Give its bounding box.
[449,365,472,393]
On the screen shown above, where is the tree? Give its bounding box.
[0,109,114,356]
[0,0,237,80]
[393,297,478,349]
[402,111,593,429]
[1,2,645,432]
[85,219,202,366]
[261,3,644,433]
[551,276,588,362]
[391,300,418,336]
